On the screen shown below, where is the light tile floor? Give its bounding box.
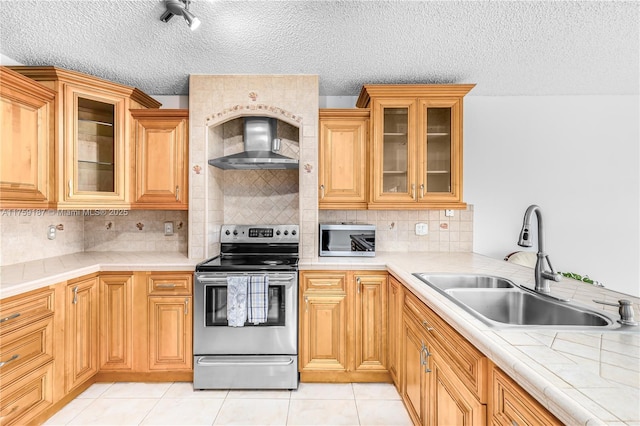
[43,382,413,426]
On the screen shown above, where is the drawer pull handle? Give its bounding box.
[320,184,325,199]
[0,313,20,324]
[156,283,177,289]
[72,286,79,304]
[0,354,20,368]
[176,185,180,201]
[304,296,308,312]
[422,320,433,331]
[420,183,425,199]
[356,277,361,294]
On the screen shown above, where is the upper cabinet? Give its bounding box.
[8,66,161,209]
[130,109,189,210]
[357,84,475,210]
[0,67,56,208]
[318,109,369,209]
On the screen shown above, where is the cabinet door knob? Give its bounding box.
[412,183,416,200]
[176,185,180,201]
[319,184,325,199]
[304,295,309,312]
[184,298,189,315]
[68,180,72,197]
[419,183,425,199]
[356,277,361,293]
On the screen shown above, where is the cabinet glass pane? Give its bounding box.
[425,107,451,193]
[77,98,115,192]
[382,108,408,193]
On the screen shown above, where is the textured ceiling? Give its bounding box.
[1,1,638,97]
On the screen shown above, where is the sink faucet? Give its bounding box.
[517,205,561,294]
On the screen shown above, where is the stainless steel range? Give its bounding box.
[193,224,299,390]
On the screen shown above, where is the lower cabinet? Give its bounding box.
[490,366,562,426]
[147,296,192,371]
[0,288,56,426]
[400,281,487,426]
[65,275,99,394]
[299,270,389,382]
[99,274,134,371]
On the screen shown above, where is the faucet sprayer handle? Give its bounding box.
[593,299,639,326]
[544,255,561,281]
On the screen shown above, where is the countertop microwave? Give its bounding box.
[319,223,375,257]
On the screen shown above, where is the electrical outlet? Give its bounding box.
[47,225,56,240]
[164,221,174,236]
[445,210,454,217]
[415,223,428,235]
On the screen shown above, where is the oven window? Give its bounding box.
[204,285,286,326]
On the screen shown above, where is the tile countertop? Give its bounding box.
[0,251,199,298]
[301,252,640,426]
[1,251,638,425]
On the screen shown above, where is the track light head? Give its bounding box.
[160,0,200,30]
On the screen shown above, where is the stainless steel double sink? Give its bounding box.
[412,273,619,329]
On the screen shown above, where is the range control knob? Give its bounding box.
[284,230,289,235]
[291,230,297,235]
[233,230,238,236]
[225,230,231,235]
[276,230,281,236]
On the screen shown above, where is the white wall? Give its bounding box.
[464,96,640,297]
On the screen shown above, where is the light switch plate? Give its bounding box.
[415,223,428,235]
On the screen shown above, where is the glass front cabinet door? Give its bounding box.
[64,86,127,205]
[359,84,475,209]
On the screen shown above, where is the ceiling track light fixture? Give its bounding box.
[160,0,201,31]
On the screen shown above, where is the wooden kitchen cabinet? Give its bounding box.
[64,275,99,394]
[0,67,56,208]
[387,275,403,389]
[490,366,562,426]
[299,270,389,382]
[0,288,55,426]
[356,84,475,210]
[130,109,189,210]
[99,274,133,371]
[145,272,193,371]
[401,289,487,426]
[318,109,369,209]
[299,271,349,375]
[8,66,161,209]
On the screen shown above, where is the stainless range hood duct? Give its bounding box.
[208,117,299,170]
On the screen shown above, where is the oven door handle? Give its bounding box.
[197,276,294,283]
[196,356,294,366]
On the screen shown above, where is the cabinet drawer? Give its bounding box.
[0,361,54,426]
[300,271,347,293]
[147,273,192,295]
[0,289,54,334]
[491,367,561,426]
[0,317,54,386]
[404,290,488,403]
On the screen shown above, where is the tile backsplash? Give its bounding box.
[0,213,84,266]
[84,210,188,253]
[0,210,188,266]
[318,206,474,252]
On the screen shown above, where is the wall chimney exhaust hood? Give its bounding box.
[208,117,299,170]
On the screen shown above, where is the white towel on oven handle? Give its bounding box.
[248,274,269,324]
[226,276,248,327]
